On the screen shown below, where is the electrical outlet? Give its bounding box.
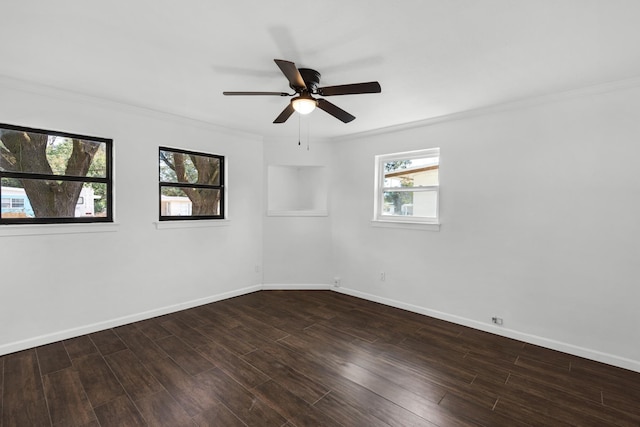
[380,272,386,281]
[491,316,503,326]
[333,277,341,287]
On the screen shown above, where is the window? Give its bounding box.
[159,147,225,221]
[374,148,440,224]
[10,198,25,209]
[0,123,112,224]
[0,198,25,209]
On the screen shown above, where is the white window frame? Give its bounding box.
[373,148,440,227]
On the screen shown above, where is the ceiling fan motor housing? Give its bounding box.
[296,68,321,92]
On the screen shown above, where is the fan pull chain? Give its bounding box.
[307,118,310,151]
[298,114,301,146]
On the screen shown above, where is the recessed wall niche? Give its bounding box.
[267,165,328,216]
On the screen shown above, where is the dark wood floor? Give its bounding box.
[1,291,639,426]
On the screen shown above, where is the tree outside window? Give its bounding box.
[0,123,112,224]
[159,147,225,220]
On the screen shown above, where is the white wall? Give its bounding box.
[2,76,639,373]
[0,78,264,354]
[262,137,333,286]
[330,83,640,371]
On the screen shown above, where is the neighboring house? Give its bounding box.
[0,186,35,218]
[160,195,192,216]
[74,187,98,217]
[384,165,438,217]
[0,186,97,218]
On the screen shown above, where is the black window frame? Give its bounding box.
[158,146,225,221]
[0,123,113,225]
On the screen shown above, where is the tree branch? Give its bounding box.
[193,156,219,185]
[160,151,176,172]
[0,131,51,174]
[65,139,100,176]
[0,145,16,171]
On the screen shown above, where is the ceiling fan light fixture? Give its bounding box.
[291,96,317,115]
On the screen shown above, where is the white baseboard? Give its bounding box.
[261,283,332,290]
[0,284,328,356]
[333,286,640,373]
[0,284,261,357]
[3,283,639,374]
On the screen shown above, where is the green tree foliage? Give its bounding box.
[384,159,413,214]
[385,160,410,172]
[0,176,22,188]
[86,145,107,214]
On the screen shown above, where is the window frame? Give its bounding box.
[0,123,113,225]
[373,148,440,225]
[158,146,225,221]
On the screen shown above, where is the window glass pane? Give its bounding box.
[382,190,438,218]
[0,130,106,177]
[159,150,221,186]
[1,124,112,224]
[384,157,439,188]
[1,178,106,218]
[161,187,221,217]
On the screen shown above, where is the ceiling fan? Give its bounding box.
[223,59,381,124]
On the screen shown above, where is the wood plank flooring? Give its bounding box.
[1,290,639,426]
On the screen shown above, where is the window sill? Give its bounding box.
[267,210,328,217]
[0,222,120,237]
[154,219,230,230]
[371,220,440,232]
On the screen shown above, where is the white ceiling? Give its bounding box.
[2,1,640,139]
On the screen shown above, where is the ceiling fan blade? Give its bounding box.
[318,81,381,96]
[223,91,290,96]
[274,59,306,90]
[273,103,295,123]
[317,99,355,123]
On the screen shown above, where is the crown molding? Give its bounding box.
[4,72,640,144]
[0,74,262,141]
[332,74,640,142]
